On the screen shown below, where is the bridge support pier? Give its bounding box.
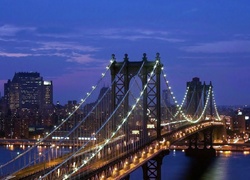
[185,127,216,157]
[142,150,169,180]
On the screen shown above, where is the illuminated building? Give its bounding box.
[233,109,245,132]
[0,96,6,137]
[43,80,53,107]
[233,108,250,133]
[224,116,233,130]
[162,89,171,106]
[4,72,53,110]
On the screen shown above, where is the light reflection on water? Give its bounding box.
[130,150,250,180]
[1,147,250,180]
[0,145,71,176]
[202,155,228,180]
[0,145,71,164]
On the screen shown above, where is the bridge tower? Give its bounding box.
[110,53,163,140]
[186,77,212,117]
[185,80,218,157]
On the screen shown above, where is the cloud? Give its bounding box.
[93,28,184,42]
[0,38,102,67]
[32,41,99,52]
[0,50,71,58]
[0,24,35,36]
[0,37,16,42]
[182,40,250,53]
[32,41,102,64]
[98,28,169,36]
[66,53,102,64]
[38,27,184,43]
[0,25,98,60]
[102,34,184,42]
[0,51,32,57]
[0,49,102,66]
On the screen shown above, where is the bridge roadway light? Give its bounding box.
[142,151,147,158]
[124,161,129,170]
[64,174,68,179]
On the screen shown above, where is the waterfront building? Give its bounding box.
[2,72,53,138]
[224,115,233,130]
[4,72,53,110]
[0,96,6,137]
[233,108,250,133]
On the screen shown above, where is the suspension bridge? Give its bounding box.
[0,53,223,180]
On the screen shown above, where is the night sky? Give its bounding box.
[0,1,250,106]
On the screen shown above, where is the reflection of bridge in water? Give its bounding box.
[0,53,224,180]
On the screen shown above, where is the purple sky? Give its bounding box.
[0,1,250,106]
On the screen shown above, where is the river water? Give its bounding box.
[130,150,250,180]
[1,146,250,180]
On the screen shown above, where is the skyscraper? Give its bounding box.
[4,72,53,110]
[162,89,171,106]
[43,80,53,107]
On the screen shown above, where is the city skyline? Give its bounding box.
[1,1,250,106]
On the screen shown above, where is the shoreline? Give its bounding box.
[170,143,250,153]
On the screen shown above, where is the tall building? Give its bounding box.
[4,72,53,110]
[43,80,53,107]
[162,89,171,106]
[233,108,250,133]
[0,96,6,137]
